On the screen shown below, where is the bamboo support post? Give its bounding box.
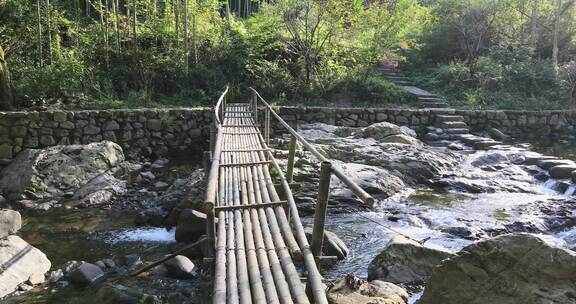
[311,161,332,257]
[205,202,216,258]
[286,135,297,184]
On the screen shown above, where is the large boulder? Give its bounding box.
[367,236,454,284]
[0,209,21,237]
[0,141,124,201]
[419,233,576,304]
[304,226,349,259]
[549,164,576,179]
[175,209,207,243]
[0,235,51,297]
[327,274,407,304]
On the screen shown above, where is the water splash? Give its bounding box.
[564,185,576,197]
[105,227,176,244]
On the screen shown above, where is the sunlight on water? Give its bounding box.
[564,185,576,197]
[409,291,423,304]
[106,227,176,244]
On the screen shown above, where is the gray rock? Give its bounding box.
[0,141,124,201]
[537,159,575,170]
[355,122,417,141]
[549,164,576,179]
[488,128,509,141]
[153,181,169,190]
[71,171,127,206]
[175,209,207,242]
[327,274,406,304]
[68,262,104,286]
[158,170,204,210]
[124,254,142,269]
[369,280,409,302]
[419,233,576,304]
[48,269,64,283]
[140,171,155,181]
[367,236,454,284]
[163,255,197,279]
[0,235,51,297]
[97,284,160,304]
[304,226,349,259]
[0,209,21,237]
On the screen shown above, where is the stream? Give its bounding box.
[6,138,576,303]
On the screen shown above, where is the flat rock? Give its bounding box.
[419,233,576,304]
[0,235,51,297]
[0,209,21,237]
[549,164,576,179]
[368,236,454,284]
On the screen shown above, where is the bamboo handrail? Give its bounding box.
[248,87,375,207]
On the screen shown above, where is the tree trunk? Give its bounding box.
[105,0,110,67]
[552,0,562,71]
[174,0,180,46]
[184,0,189,73]
[46,0,53,64]
[530,0,538,47]
[37,0,43,67]
[0,46,14,110]
[113,0,121,52]
[133,0,137,43]
[192,0,197,65]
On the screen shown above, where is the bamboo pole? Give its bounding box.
[310,161,331,257]
[286,135,297,184]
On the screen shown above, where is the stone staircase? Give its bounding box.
[376,66,449,109]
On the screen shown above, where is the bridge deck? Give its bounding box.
[212,103,326,304]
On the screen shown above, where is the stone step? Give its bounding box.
[439,121,468,129]
[474,140,502,150]
[419,102,449,109]
[418,97,444,102]
[436,115,464,122]
[444,128,470,134]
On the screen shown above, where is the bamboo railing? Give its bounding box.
[204,87,375,304]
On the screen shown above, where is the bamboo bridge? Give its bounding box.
[203,87,375,304]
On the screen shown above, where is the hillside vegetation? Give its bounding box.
[0,0,574,110]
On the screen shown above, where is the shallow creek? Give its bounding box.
[9,142,576,303]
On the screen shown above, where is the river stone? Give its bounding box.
[27,272,46,285]
[0,141,124,201]
[0,235,51,297]
[367,236,454,284]
[68,262,104,286]
[549,164,576,179]
[327,274,406,304]
[537,159,575,170]
[97,284,160,304]
[175,209,207,242]
[163,255,197,279]
[0,209,21,237]
[380,134,422,145]
[303,226,349,259]
[419,233,576,304]
[158,169,205,210]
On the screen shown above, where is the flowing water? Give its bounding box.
[7,141,576,303]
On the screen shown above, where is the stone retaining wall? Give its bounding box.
[1,107,575,163]
[0,108,212,162]
[455,109,576,140]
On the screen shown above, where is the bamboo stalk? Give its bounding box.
[311,161,331,257]
[286,135,297,184]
